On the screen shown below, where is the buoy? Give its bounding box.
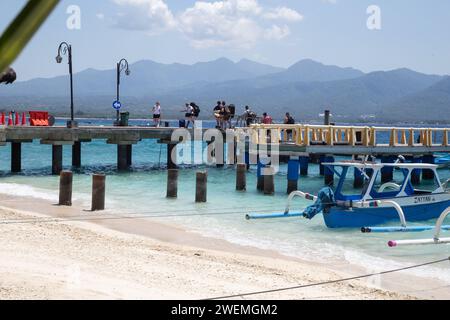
[0,112,5,125]
[21,112,26,126]
[14,113,19,126]
[7,112,13,126]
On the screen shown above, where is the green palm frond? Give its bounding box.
[0,0,60,73]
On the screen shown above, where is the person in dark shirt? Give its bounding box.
[213,101,222,128]
[284,112,295,141]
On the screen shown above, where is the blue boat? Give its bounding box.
[435,154,450,169]
[247,159,450,229]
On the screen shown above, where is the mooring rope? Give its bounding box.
[205,257,450,300]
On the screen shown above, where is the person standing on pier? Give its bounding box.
[190,102,201,128]
[214,101,222,128]
[284,112,295,141]
[152,102,162,127]
[182,103,194,128]
[262,112,273,125]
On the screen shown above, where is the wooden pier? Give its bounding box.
[0,124,449,177]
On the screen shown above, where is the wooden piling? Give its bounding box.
[58,170,73,206]
[52,145,63,175]
[167,144,178,169]
[91,174,106,211]
[264,167,275,195]
[11,142,21,173]
[196,171,207,203]
[236,164,246,191]
[167,169,179,198]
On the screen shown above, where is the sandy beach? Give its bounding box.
[0,194,448,300]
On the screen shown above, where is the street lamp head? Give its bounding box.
[56,55,63,64]
[125,69,131,76]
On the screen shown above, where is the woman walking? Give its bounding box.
[152,101,162,127]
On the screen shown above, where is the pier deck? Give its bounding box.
[0,124,449,175]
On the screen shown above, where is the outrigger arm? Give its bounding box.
[388,207,450,247]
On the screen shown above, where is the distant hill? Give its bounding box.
[150,68,442,119]
[380,76,450,121]
[0,58,448,122]
[0,58,285,98]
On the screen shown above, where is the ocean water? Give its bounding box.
[0,118,449,287]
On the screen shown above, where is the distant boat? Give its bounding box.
[435,154,450,169]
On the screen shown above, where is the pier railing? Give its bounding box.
[247,124,449,148]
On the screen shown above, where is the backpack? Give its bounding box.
[287,116,295,125]
[192,103,201,116]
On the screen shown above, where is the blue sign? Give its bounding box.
[113,101,122,110]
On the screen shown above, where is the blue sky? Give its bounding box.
[1,0,450,80]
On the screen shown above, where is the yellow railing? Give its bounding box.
[245,124,449,148]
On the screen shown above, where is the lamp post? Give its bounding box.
[115,58,130,125]
[56,42,77,128]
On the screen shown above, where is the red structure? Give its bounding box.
[29,111,49,126]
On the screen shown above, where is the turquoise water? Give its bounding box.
[0,119,449,287]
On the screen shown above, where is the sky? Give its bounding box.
[1,0,450,81]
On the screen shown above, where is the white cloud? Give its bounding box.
[263,7,303,22]
[110,0,303,48]
[113,0,177,33]
[178,1,264,49]
[96,13,105,20]
[264,24,291,40]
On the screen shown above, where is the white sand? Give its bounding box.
[0,194,446,300]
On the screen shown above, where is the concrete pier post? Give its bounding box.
[319,155,325,176]
[217,141,225,168]
[126,145,132,167]
[166,169,179,198]
[167,144,178,170]
[195,171,208,203]
[236,164,247,191]
[72,141,81,168]
[264,167,275,195]
[299,156,309,176]
[117,145,129,171]
[381,156,394,183]
[59,170,73,206]
[287,158,299,194]
[245,150,250,171]
[11,142,22,173]
[410,156,422,185]
[354,167,364,188]
[257,159,265,191]
[422,154,435,180]
[52,145,63,175]
[91,174,106,211]
[323,156,335,186]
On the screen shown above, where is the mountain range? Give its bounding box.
[0,58,448,122]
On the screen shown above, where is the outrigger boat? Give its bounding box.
[247,158,450,229]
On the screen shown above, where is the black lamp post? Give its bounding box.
[116,58,130,124]
[56,42,77,128]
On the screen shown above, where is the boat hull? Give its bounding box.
[323,197,450,228]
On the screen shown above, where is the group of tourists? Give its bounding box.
[150,101,296,130]
[213,101,236,129]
